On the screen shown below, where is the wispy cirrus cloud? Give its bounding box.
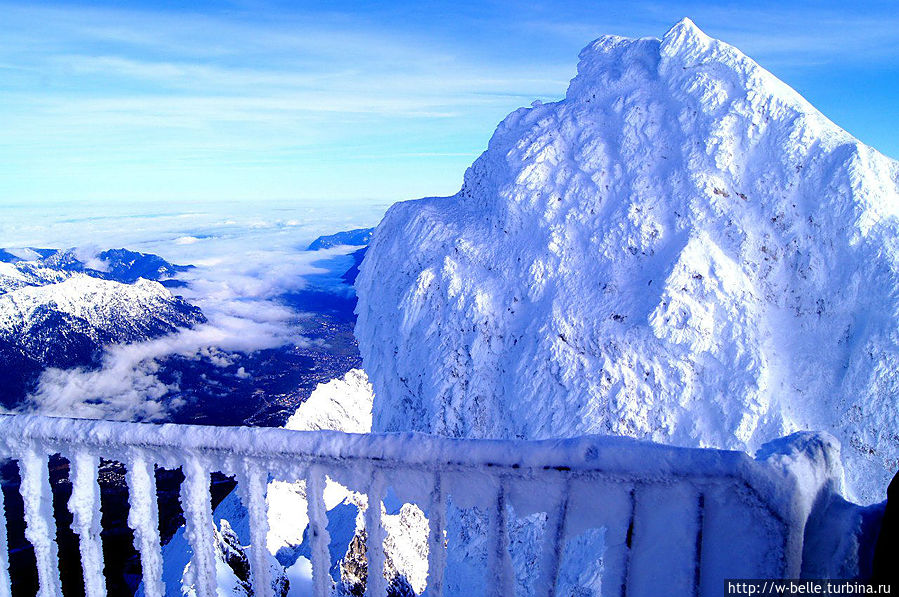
[1,0,897,205]
[0,1,576,202]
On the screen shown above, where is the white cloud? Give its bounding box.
[18,200,384,421]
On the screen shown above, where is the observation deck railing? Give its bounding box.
[0,414,830,597]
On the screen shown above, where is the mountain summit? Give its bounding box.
[356,19,899,503]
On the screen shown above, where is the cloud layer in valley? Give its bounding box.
[4,199,385,421]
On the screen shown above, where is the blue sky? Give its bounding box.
[1,0,897,206]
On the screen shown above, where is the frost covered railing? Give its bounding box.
[0,414,828,597]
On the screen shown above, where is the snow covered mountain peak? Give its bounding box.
[0,275,196,336]
[570,18,813,116]
[356,21,899,504]
[0,251,205,409]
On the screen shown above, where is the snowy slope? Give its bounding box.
[356,19,899,504]
[267,369,374,556]
[307,228,374,251]
[153,370,373,597]
[0,261,69,294]
[0,254,204,409]
[0,275,204,363]
[283,368,373,433]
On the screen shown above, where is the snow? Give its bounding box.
[146,370,377,596]
[425,476,447,597]
[0,276,198,337]
[355,18,899,504]
[285,557,313,596]
[18,448,63,597]
[0,409,873,595]
[305,467,334,596]
[307,229,374,251]
[283,369,373,434]
[155,480,289,597]
[0,489,8,597]
[0,261,70,295]
[126,452,165,597]
[266,369,373,555]
[235,465,272,597]
[363,474,388,596]
[181,457,219,597]
[67,450,106,597]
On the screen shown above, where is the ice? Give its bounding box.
[364,473,387,596]
[532,481,569,597]
[181,457,217,597]
[486,485,514,597]
[236,463,272,597]
[67,450,106,597]
[0,469,11,597]
[305,466,333,597]
[18,449,62,597]
[424,474,446,597]
[125,452,164,597]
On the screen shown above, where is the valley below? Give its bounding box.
[0,231,372,596]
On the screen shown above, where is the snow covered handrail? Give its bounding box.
[0,414,831,597]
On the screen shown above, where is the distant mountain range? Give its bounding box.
[0,238,377,594]
[306,228,373,251]
[0,240,371,425]
[0,247,193,287]
[0,248,203,408]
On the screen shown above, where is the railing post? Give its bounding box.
[67,450,107,597]
[18,448,62,597]
[0,465,12,597]
[125,452,164,597]
[488,480,514,597]
[181,457,217,597]
[238,461,272,597]
[425,472,446,597]
[537,479,570,597]
[693,492,705,597]
[306,466,332,597]
[364,471,387,597]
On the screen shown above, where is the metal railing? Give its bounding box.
[0,414,825,597]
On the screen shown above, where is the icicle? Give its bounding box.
[68,450,106,597]
[487,481,514,597]
[18,448,62,597]
[536,480,570,597]
[124,452,163,597]
[237,460,271,597]
[425,472,446,597]
[181,457,217,597]
[364,471,386,597]
[0,466,12,597]
[305,466,332,597]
